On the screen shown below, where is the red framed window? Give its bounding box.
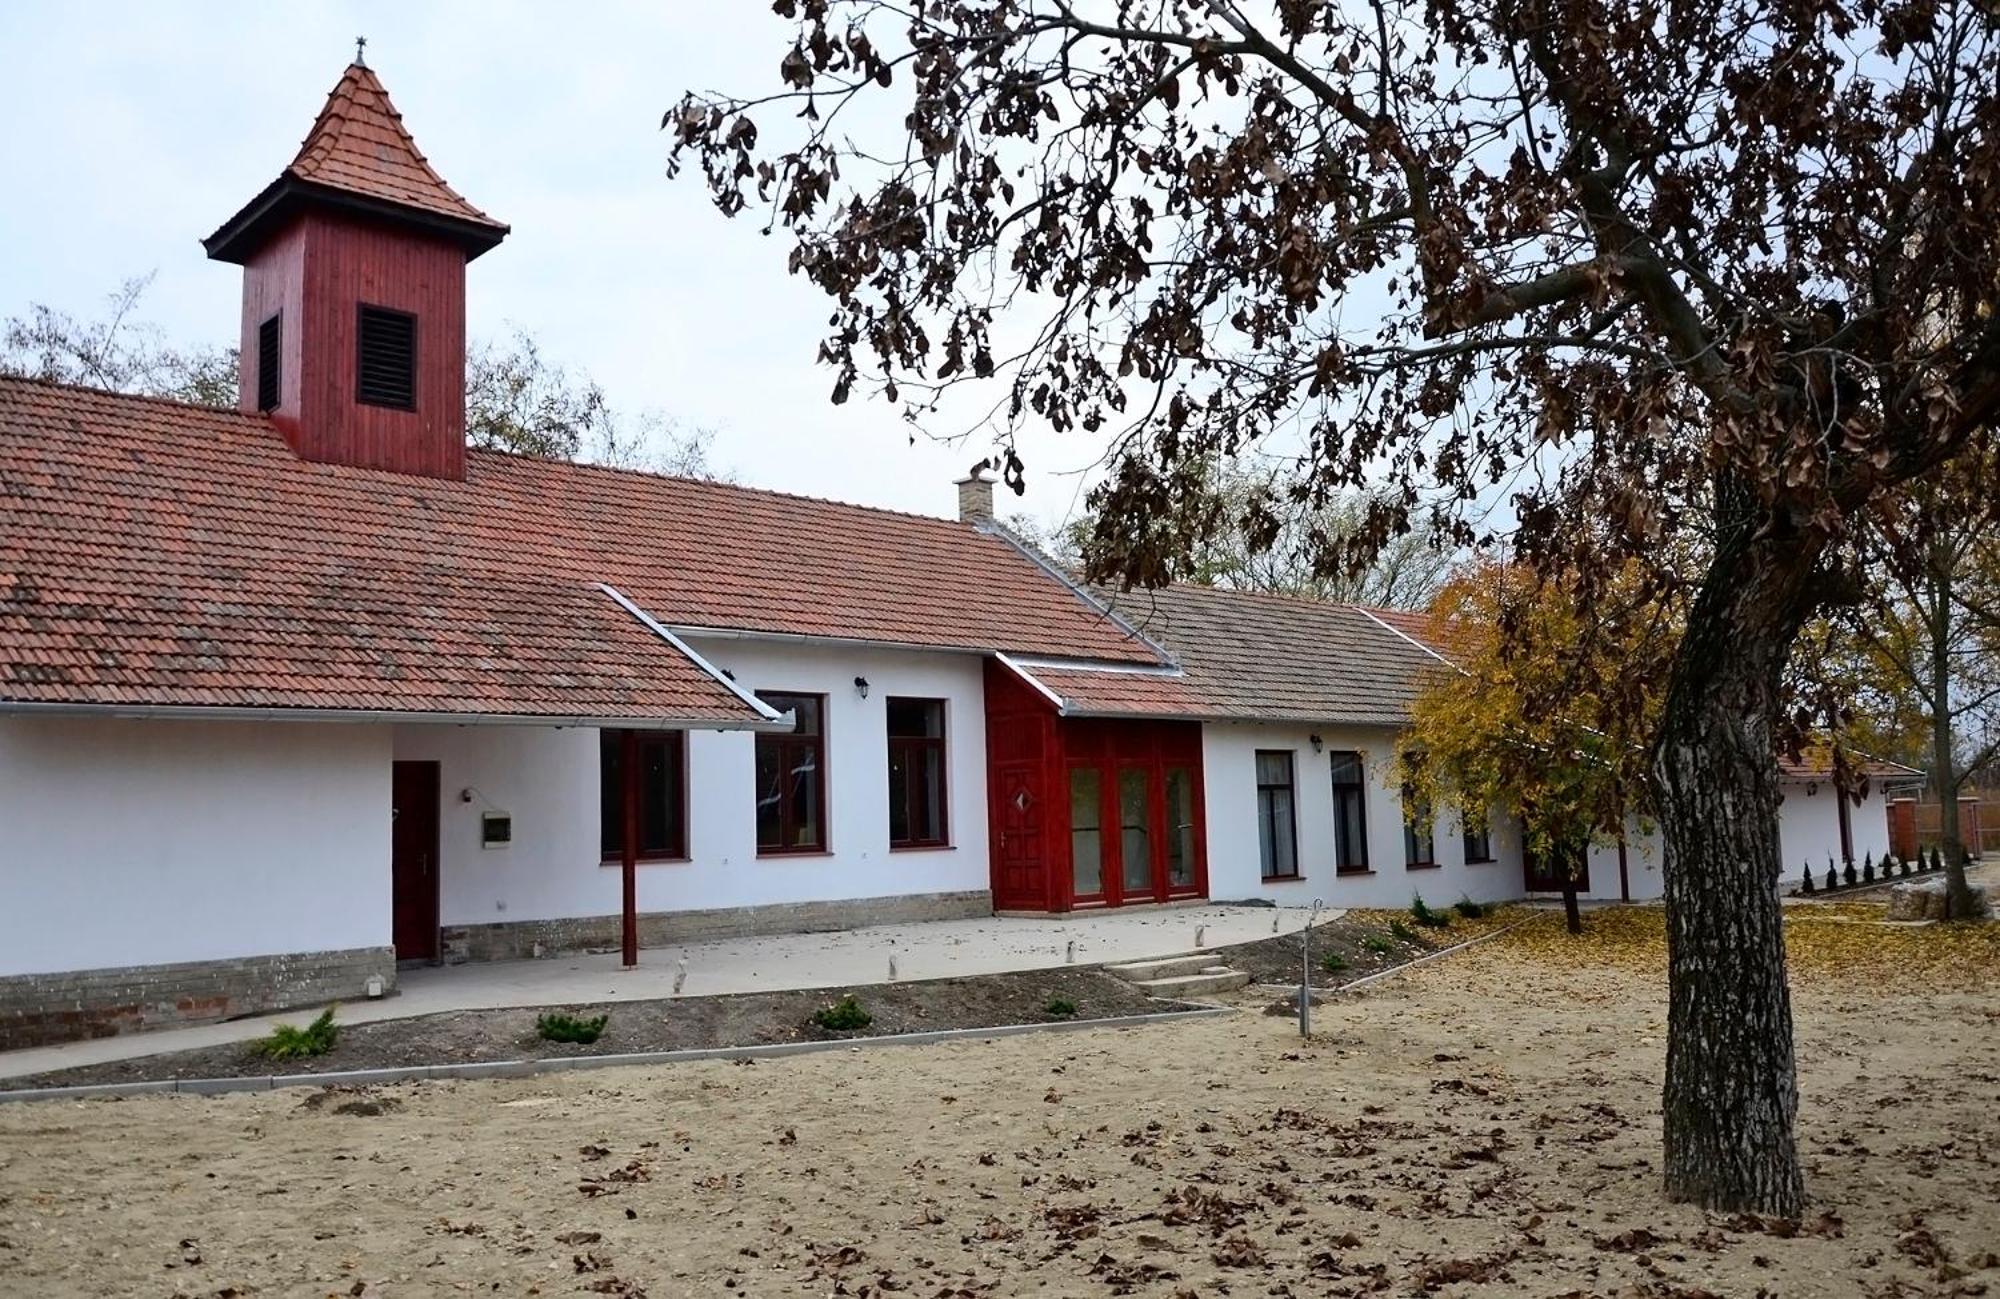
[599,730,687,861]
[1256,750,1299,880]
[1330,751,1370,874]
[887,697,948,848]
[1402,784,1437,868]
[756,692,827,853]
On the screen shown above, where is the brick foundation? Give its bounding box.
[0,946,397,1051]
[440,890,993,963]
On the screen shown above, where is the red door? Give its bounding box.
[993,762,1047,909]
[391,761,440,960]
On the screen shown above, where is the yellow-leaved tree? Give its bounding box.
[1398,557,1679,933]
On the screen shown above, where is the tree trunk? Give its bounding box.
[1650,508,1813,1217]
[1928,555,1980,918]
[1561,875,1583,935]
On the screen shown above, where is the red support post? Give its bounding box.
[621,728,639,968]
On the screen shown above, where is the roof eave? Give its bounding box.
[202,175,510,265]
[0,699,792,731]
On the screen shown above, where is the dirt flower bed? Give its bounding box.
[9,968,1186,1091]
[1224,903,1524,989]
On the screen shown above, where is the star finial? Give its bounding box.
[354,35,368,67]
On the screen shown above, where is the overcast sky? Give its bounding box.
[0,2,1120,527]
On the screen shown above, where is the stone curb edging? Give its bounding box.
[0,1004,1233,1105]
[1253,918,1534,1003]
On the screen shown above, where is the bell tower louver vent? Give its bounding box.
[356,305,417,409]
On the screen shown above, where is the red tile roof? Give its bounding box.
[0,379,1155,719]
[205,62,508,261]
[285,62,505,231]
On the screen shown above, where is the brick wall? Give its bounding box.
[440,890,992,963]
[0,946,397,1051]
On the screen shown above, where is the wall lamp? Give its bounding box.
[854,675,870,699]
[1309,734,1324,754]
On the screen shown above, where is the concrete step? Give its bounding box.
[1130,969,1252,998]
[1103,953,1222,982]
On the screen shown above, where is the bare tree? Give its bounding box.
[671,0,2000,1213]
[1845,451,2000,911]
[1,274,235,406]
[4,282,726,478]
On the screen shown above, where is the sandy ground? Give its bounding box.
[3,934,1996,1298]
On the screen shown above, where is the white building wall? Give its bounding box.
[0,716,391,976]
[401,639,991,928]
[1580,778,1896,904]
[1199,721,1524,910]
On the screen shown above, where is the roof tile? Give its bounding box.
[0,378,1154,719]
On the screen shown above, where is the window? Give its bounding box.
[256,312,281,412]
[1256,750,1299,880]
[1164,767,1197,889]
[1119,768,1153,894]
[1329,751,1369,874]
[1070,767,1104,895]
[1403,785,1437,867]
[756,692,826,853]
[356,304,417,409]
[599,730,686,861]
[1462,809,1494,864]
[887,697,947,848]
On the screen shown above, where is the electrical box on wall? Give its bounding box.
[480,811,513,849]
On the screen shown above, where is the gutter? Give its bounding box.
[992,652,1069,713]
[0,701,781,730]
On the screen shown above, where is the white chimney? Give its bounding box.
[955,465,996,523]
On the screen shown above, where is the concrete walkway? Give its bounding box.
[0,903,1337,1082]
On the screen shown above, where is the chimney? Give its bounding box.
[956,463,996,523]
[203,58,509,479]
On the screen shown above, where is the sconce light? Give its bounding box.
[854,675,870,699]
[1309,734,1324,754]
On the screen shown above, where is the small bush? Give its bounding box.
[536,1011,608,1044]
[1799,864,1816,895]
[1043,997,1078,1018]
[1410,895,1452,929]
[252,1006,339,1060]
[1321,952,1350,974]
[1453,896,1489,919]
[813,995,872,1032]
[1362,934,1393,954]
[1389,919,1419,944]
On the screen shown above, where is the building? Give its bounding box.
[0,60,1904,1049]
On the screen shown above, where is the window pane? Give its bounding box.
[640,738,672,855]
[1256,750,1292,786]
[787,741,821,847]
[1165,767,1195,888]
[599,732,623,858]
[755,739,783,850]
[1329,751,1362,786]
[887,746,911,844]
[1119,768,1153,895]
[1259,787,1299,879]
[1334,789,1365,869]
[1070,767,1102,896]
[917,746,945,842]
[888,698,943,738]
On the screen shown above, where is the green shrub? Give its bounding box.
[252,1006,339,1060]
[1389,919,1418,944]
[1043,997,1078,1018]
[536,1011,608,1044]
[1321,952,1350,974]
[1361,934,1393,954]
[1409,895,1452,929]
[1453,896,1488,919]
[813,995,872,1032]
